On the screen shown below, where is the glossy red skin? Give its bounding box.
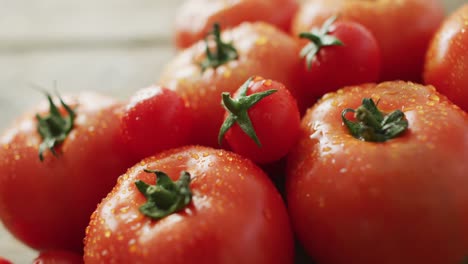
[120,85,193,161]
[174,0,298,49]
[84,146,294,264]
[287,82,468,264]
[424,3,468,112]
[0,257,12,264]
[33,250,83,264]
[299,20,381,108]
[223,77,300,164]
[160,22,302,147]
[0,93,136,252]
[291,0,445,82]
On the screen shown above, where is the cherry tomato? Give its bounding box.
[33,250,83,264]
[84,146,294,263]
[298,16,381,107]
[0,92,135,252]
[291,0,445,82]
[174,0,298,49]
[424,3,468,112]
[287,81,468,263]
[218,76,300,164]
[159,22,302,147]
[120,85,193,161]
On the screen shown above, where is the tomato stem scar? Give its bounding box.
[341,98,408,142]
[135,169,192,220]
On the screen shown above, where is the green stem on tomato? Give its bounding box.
[36,91,76,161]
[199,23,239,72]
[299,15,344,70]
[341,98,408,142]
[218,77,277,147]
[135,169,192,220]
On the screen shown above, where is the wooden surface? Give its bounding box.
[0,0,465,262]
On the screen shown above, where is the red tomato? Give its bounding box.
[291,0,445,82]
[298,16,381,107]
[159,22,302,147]
[33,250,83,264]
[174,0,298,49]
[287,81,468,263]
[120,85,193,161]
[0,257,12,264]
[84,146,294,264]
[0,92,135,252]
[424,3,468,112]
[218,76,300,164]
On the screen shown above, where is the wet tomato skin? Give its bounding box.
[84,146,294,264]
[287,81,468,264]
[174,0,298,49]
[424,3,468,112]
[298,19,381,107]
[160,22,302,147]
[222,77,301,164]
[291,0,445,82]
[0,93,135,253]
[120,85,193,161]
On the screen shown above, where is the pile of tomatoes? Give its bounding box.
[1,0,468,263]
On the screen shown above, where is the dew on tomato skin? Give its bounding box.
[190,152,200,160]
[255,36,268,46]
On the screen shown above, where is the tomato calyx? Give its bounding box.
[135,169,192,220]
[341,98,408,142]
[36,92,76,161]
[218,77,277,147]
[299,15,343,70]
[199,23,238,72]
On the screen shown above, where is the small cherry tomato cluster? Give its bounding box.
[1,0,468,263]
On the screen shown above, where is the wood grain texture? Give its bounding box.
[0,0,465,263]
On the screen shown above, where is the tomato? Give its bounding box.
[84,146,294,264]
[0,257,12,264]
[287,81,468,263]
[0,92,135,252]
[120,85,193,161]
[159,22,302,147]
[298,16,381,107]
[291,0,445,82]
[174,0,298,49]
[33,250,83,264]
[424,3,468,112]
[218,76,300,164]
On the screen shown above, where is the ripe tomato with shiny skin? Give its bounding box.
[291,0,445,82]
[174,0,298,49]
[0,93,135,253]
[424,3,468,112]
[219,76,300,164]
[120,85,193,161]
[287,81,468,264]
[84,146,294,264]
[159,22,302,147]
[297,17,381,107]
